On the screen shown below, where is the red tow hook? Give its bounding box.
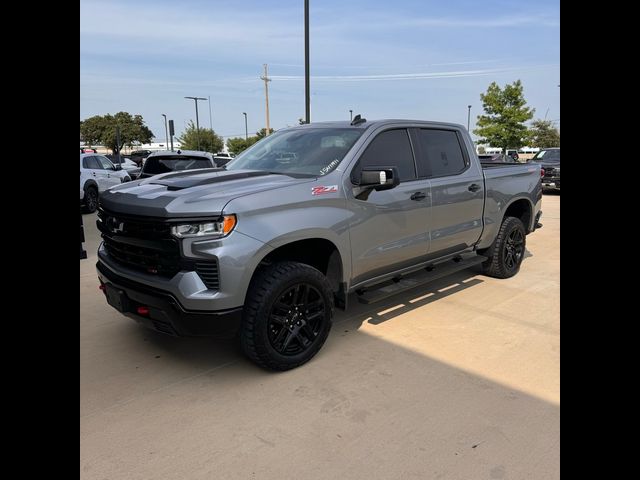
[98,284,105,291]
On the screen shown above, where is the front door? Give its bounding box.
[346,128,431,285]
[95,155,122,189]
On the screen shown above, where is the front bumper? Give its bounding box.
[97,261,243,338]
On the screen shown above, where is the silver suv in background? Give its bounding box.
[80,153,131,213]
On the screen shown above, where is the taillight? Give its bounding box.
[540,168,545,177]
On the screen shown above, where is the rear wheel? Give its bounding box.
[480,216,526,278]
[240,261,334,371]
[83,186,98,213]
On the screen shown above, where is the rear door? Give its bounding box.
[347,128,431,284]
[411,128,484,256]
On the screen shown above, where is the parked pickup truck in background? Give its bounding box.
[96,118,543,370]
[529,147,560,191]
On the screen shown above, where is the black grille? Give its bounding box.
[98,208,180,277]
[97,208,220,290]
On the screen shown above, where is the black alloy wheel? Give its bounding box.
[267,283,326,356]
[504,228,524,271]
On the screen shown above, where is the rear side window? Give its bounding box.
[83,156,101,169]
[353,129,416,182]
[415,129,467,177]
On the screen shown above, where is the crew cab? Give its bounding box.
[96,118,542,370]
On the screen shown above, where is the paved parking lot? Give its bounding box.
[81,194,559,480]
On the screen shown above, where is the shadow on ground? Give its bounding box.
[81,266,559,480]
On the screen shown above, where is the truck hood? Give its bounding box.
[99,168,316,217]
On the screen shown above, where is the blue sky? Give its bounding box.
[80,0,560,144]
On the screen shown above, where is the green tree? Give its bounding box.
[256,127,274,138]
[528,119,560,148]
[177,121,224,153]
[227,128,274,155]
[227,136,259,155]
[473,80,535,152]
[477,145,486,154]
[80,112,153,154]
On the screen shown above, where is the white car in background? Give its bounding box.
[80,153,131,213]
[105,155,142,180]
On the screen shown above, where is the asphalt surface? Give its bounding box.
[80,194,560,480]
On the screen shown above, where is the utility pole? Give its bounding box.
[304,0,310,124]
[260,64,272,136]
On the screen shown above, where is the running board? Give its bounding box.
[356,254,487,305]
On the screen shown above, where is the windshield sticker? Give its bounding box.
[320,159,340,175]
[312,185,338,195]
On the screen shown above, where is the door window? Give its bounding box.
[415,129,467,178]
[352,129,416,182]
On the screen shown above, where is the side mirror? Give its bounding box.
[358,166,400,191]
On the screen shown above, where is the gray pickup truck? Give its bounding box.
[96,118,542,370]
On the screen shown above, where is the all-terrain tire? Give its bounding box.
[480,216,527,279]
[240,261,334,371]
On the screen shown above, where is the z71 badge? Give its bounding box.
[312,185,338,195]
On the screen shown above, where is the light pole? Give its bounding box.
[349,109,353,121]
[304,0,310,124]
[467,105,472,131]
[161,114,169,150]
[184,96,207,150]
[243,112,248,140]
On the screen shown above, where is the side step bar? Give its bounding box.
[356,254,486,305]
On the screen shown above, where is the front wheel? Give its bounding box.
[240,261,334,371]
[479,216,526,279]
[83,186,99,213]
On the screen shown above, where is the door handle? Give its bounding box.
[468,183,481,192]
[410,191,427,201]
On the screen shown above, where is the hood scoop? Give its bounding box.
[149,170,272,190]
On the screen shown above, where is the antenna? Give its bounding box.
[351,114,366,126]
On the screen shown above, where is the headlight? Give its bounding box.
[170,215,237,239]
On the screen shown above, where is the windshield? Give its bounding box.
[531,149,560,163]
[226,128,364,176]
[142,156,212,174]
